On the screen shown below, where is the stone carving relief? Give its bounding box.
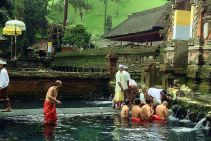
[203,51,211,65]
[188,52,200,64]
[207,54,211,65]
[164,52,174,66]
[148,56,155,64]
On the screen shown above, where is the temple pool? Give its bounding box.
[0,113,210,141]
[0,100,210,141]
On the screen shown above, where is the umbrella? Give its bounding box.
[3,26,22,35]
[3,19,26,60]
[5,20,26,31]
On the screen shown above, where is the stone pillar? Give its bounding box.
[199,7,211,94]
[187,0,204,92]
[145,71,151,88]
[140,68,145,85]
[162,73,169,90]
[164,46,175,67]
[107,53,118,80]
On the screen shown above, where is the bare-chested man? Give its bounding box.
[140,98,154,121]
[131,98,142,123]
[120,99,130,118]
[155,101,169,120]
[44,80,62,123]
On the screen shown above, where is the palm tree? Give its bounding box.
[99,0,108,33]
[69,0,92,23]
[64,0,68,26]
[112,0,120,16]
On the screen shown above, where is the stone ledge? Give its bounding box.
[0,107,115,118]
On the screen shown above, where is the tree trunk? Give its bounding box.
[73,9,77,23]
[63,0,68,27]
[104,0,108,33]
[116,1,120,17]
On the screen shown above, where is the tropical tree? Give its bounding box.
[64,0,68,26]
[23,0,48,44]
[112,0,120,16]
[68,0,92,23]
[14,0,24,20]
[0,0,14,27]
[63,24,91,49]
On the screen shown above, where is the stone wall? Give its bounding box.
[172,97,211,122]
[7,71,110,100]
[117,52,159,85]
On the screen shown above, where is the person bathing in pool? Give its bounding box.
[44,80,62,124]
[131,98,143,123]
[154,101,169,120]
[140,98,154,121]
[120,99,130,119]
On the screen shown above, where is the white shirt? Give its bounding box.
[122,70,131,90]
[129,79,137,87]
[115,71,123,92]
[0,68,9,88]
[147,88,162,104]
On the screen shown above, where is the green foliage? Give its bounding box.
[14,0,24,20]
[63,24,91,49]
[16,33,30,57]
[56,46,157,57]
[55,46,157,68]
[105,15,112,33]
[68,0,93,23]
[0,0,15,27]
[23,0,48,44]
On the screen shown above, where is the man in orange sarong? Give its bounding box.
[44,80,62,123]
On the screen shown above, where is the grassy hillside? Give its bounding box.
[48,0,167,34]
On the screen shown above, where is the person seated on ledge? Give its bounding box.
[140,98,154,121]
[131,98,142,123]
[153,101,169,120]
[44,80,62,124]
[120,99,130,119]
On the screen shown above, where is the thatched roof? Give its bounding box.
[104,3,171,42]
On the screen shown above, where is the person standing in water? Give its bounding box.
[121,65,131,100]
[113,64,124,108]
[0,59,11,112]
[44,80,62,123]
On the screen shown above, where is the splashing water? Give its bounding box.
[194,118,206,129]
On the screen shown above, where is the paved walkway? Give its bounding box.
[0,107,115,118]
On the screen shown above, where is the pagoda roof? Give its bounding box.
[104,3,171,42]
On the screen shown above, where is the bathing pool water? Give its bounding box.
[0,101,210,141]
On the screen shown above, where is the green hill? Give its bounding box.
[48,0,167,34]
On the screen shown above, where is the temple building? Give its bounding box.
[105,0,211,93]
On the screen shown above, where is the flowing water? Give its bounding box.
[0,101,210,141]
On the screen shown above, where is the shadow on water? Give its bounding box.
[0,111,210,141]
